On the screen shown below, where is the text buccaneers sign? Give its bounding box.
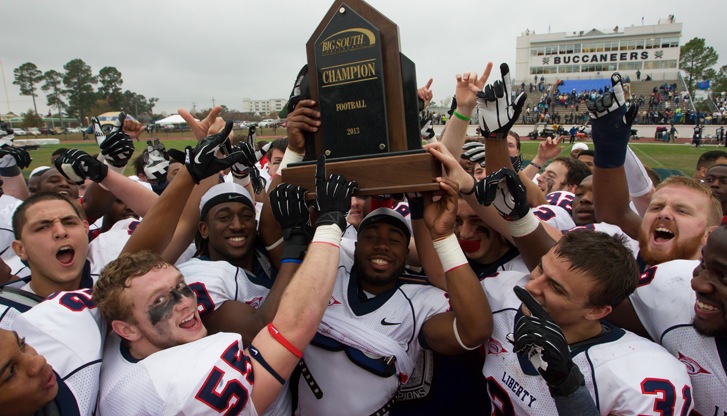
[542,50,663,65]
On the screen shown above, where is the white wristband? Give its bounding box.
[311,224,343,247]
[508,210,540,238]
[233,174,251,187]
[453,317,479,350]
[432,233,468,273]
[265,236,284,251]
[279,148,305,172]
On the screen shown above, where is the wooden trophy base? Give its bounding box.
[281,150,442,197]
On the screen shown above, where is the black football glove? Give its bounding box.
[476,63,527,139]
[475,168,530,221]
[142,138,170,183]
[0,145,31,176]
[230,142,267,194]
[314,155,358,231]
[510,153,524,171]
[461,141,485,167]
[587,73,639,168]
[508,286,585,397]
[170,121,243,184]
[270,183,312,260]
[420,115,435,141]
[54,148,108,184]
[94,112,135,168]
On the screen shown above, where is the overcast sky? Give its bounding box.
[2,0,725,117]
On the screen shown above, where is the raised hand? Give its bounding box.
[0,145,31,172]
[93,112,135,168]
[142,138,170,183]
[171,121,243,184]
[420,115,435,142]
[475,168,530,221]
[587,73,639,168]
[230,142,267,194]
[270,183,311,260]
[422,177,459,240]
[454,62,493,114]
[424,142,475,194]
[314,155,358,231]
[54,149,108,184]
[461,141,485,167]
[509,286,584,397]
[475,63,527,139]
[417,78,434,110]
[178,106,223,141]
[286,99,319,154]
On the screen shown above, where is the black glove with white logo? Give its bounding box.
[587,72,639,168]
[461,141,485,167]
[54,148,108,184]
[475,168,529,221]
[476,63,527,139]
[314,155,358,231]
[170,121,243,184]
[142,138,170,183]
[420,115,435,142]
[94,112,135,168]
[270,183,312,260]
[509,286,584,397]
[0,144,31,176]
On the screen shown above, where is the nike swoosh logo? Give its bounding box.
[380,318,401,326]
[193,147,218,166]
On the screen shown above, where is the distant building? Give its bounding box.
[241,98,287,115]
[515,16,682,83]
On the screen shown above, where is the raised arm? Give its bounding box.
[202,184,311,345]
[590,74,642,239]
[122,122,243,257]
[0,144,31,200]
[420,177,491,354]
[248,156,357,412]
[440,63,493,156]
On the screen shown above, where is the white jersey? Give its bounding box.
[566,222,640,257]
[100,332,259,416]
[179,257,291,416]
[296,250,450,416]
[0,304,20,329]
[179,257,274,317]
[0,194,22,260]
[631,259,727,416]
[482,271,694,416]
[87,218,196,269]
[12,289,106,416]
[533,203,576,231]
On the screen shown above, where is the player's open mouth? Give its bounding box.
[653,227,675,243]
[179,313,200,329]
[458,239,480,253]
[56,246,75,265]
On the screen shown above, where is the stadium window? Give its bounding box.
[644,38,657,49]
[531,47,545,56]
[604,41,619,52]
[558,65,581,73]
[618,62,643,70]
[545,46,559,55]
[662,37,679,48]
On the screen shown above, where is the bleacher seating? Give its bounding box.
[559,79,611,95]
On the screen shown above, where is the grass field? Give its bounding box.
[20,135,722,180]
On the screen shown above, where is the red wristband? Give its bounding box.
[267,323,303,358]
